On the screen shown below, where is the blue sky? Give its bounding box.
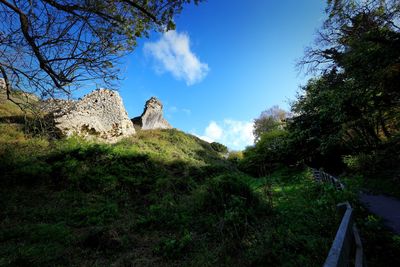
[115,1,327,150]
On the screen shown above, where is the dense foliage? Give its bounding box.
[210,141,228,154]
[244,0,400,180]
[252,105,288,142]
[238,3,400,264]
[291,0,400,174]
[240,129,291,177]
[0,126,263,266]
[0,91,348,266]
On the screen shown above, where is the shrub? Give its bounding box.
[210,142,228,153]
[194,174,270,247]
[198,174,259,212]
[227,151,243,164]
[154,230,193,259]
[240,130,289,176]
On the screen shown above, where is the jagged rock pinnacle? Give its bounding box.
[131,97,172,130]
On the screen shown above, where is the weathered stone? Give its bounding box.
[40,98,75,114]
[131,97,172,130]
[53,89,135,142]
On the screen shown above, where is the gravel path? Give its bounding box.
[359,193,400,234]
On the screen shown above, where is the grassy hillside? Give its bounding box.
[0,123,248,265]
[0,97,350,266]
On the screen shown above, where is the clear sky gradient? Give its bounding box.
[111,1,327,150]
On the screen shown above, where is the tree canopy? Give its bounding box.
[0,0,201,100]
[253,105,288,142]
[243,0,400,176]
[291,0,400,172]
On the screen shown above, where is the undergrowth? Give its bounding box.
[0,107,349,266]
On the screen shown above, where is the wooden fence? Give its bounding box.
[311,169,366,267]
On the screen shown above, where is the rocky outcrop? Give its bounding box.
[40,98,75,114]
[52,89,135,142]
[131,97,172,130]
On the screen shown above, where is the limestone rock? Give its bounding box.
[131,97,172,130]
[40,98,75,114]
[53,89,135,142]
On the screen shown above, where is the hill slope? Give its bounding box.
[0,96,271,266]
[0,97,348,267]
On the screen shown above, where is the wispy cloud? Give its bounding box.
[144,30,209,85]
[195,119,255,150]
[181,108,192,115]
[223,119,254,149]
[169,106,178,113]
[167,106,191,117]
[193,134,214,143]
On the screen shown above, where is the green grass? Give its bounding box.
[0,123,269,266]
[0,87,39,117]
[248,169,349,266]
[0,127,349,266]
[0,98,361,266]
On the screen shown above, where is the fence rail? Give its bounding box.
[311,169,366,267]
[311,168,345,190]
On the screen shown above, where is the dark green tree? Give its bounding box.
[291,0,400,171]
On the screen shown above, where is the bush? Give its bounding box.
[210,142,228,153]
[227,151,243,164]
[154,230,193,259]
[194,174,270,248]
[198,174,259,212]
[240,130,289,176]
[343,135,400,196]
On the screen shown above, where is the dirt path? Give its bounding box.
[359,193,400,234]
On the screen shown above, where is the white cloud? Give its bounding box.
[144,30,209,85]
[196,119,255,150]
[222,119,254,149]
[193,134,214,143]
[167,106,191,117]
[205,121,223,140]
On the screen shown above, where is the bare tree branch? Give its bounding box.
[0,0,202,102]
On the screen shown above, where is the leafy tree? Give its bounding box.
[240,107,293,176]
[241,129,290,177]
[288,72,352,170]
[301,0,400,137]
[0,0,202,102]
[291,0,400,172]
[253,105,288,142]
